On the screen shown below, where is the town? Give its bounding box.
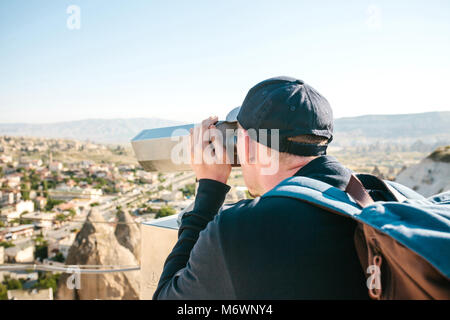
[0,135,250,299]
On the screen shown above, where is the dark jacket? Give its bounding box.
[154,155,370,299]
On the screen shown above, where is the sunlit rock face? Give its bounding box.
[396,146,450,197]
[57,209,140,300]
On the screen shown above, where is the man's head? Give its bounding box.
[234,76,334,196]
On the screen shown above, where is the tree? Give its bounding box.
[5,278,22,290]
[0,283,7,300]
[0,241,15,248]
[45,198,64,211]
[35,242,48,261]
[56,214,67,222]
[33,272,60,293]
[51,252,65,263]
[180,183,196,197]
[68,208,76,217]
[155,206,176,219]
[20,183,30,200]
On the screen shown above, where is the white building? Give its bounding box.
[0,191,21,206]
[4,242,35,263]
[0,200,35,222]
[48,232,76,259]
[159,190,184,202]
[0,155,12,163]
[49,161,63,172]
[136,170,156,183]
[15,200,35,215]
[21,211,56,229]
[2,224,34,241]
[0,246,4,264]
[48,185,103,201]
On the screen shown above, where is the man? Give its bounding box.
[154,76,370,299]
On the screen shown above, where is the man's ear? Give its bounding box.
[237,128,250,165]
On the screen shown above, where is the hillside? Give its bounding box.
[333,111,450,146]
[0,111,449,145]
[0,118,182,144]
[395,145,450,197]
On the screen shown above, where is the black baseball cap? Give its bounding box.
[234,76,333,156]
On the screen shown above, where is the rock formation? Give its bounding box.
[57,209,140,300]
[115,210,141,262]
[396,145,450,197]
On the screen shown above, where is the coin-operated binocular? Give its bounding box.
[131,107,241,172]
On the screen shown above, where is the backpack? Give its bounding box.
[262,173,450,300]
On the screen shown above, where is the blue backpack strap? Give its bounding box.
[384,180,427,201]
[263,176,450,279]
[262,176,363,217]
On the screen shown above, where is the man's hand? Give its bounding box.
[189,116,232,184]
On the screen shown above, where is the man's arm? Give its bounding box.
[153,178,235,299]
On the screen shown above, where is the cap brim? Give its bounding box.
[225,106,241,122]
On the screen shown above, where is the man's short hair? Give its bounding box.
[287,134,329,146]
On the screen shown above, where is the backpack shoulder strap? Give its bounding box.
[262,175,365,217]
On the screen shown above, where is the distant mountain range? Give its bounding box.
[0,118,182,144]
[0,111,449,145]
[333,111,450,147]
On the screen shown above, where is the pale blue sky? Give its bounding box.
[1,0,449,123]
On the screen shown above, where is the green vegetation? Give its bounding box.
[0,276,25,300]
[139,204,157,214]
[179,183,196,198]
[33,272,61,293]
[45,198,65,211]
[68,208,76,217]
[50,252,65,263]
[0,284,7,300]
[155,205,176,219]
[427,145,450,163]
[158,172,166,183]
[56,214,68,222]
[35,244,48,261]
[20,183,30,200]
[0,241,15,248]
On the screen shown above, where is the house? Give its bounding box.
[7,271,39,282]
[5,173,22,188]
[34,196,47,210]
[15,200,34,215]
[18,159,43,170]
[21,211,56,229]
[49,161,63,172]
[0,205,20,222]
[159,190,184,202]
[0,155,12,163]
[0,190,21,206]
[48,185,102,201]
[4,242,35,263]
[0,246,4,264]
[2,224,34,241]
[7,288,53,300]
[47,232,76,259]
[136,170,155,183]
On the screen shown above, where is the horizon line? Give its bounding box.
[0,110,448,125]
